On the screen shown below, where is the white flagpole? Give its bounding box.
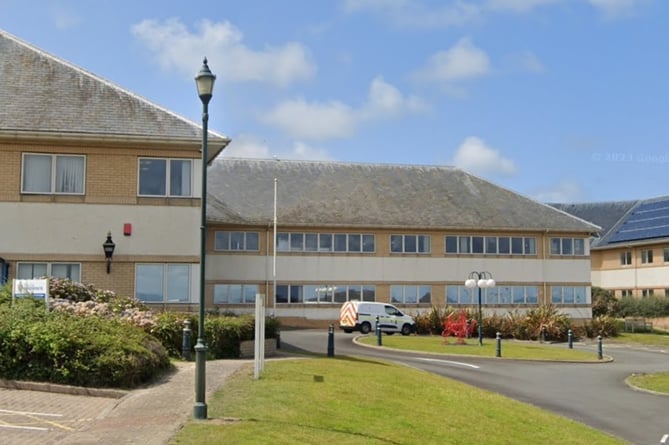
[273,177,277,317]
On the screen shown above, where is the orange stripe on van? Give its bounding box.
[340,302,356,327]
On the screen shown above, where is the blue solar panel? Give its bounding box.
[608,198,669,243]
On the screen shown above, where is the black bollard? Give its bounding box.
[182,320,192,361]
[568,329,573,349]
[496,332,502,357]
[376,316,382,346]
[541,325,547,343]
[327,324,335,357]
[276,327,281,349]
[597,335,603,360]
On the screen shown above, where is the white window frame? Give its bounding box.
[620,251,632,265]
[213,284,258,304]
[21,153,86,195]
[641,249,653,264]
[135,263,192,303]
[137,158,193,197]
[214,231,260,251]
[16,262,81,282]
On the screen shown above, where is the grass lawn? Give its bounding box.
[608,331,669,348]
[356,335,603,361]
[627,372,669,395]
[171,358,627,445]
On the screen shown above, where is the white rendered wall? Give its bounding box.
[0,202,199,256]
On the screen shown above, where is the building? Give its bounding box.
[1,29,599,324]
[554,197,669,299]
[0,29,228,305]
[207,158,599,322]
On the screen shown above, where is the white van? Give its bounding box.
[339,301,415,336]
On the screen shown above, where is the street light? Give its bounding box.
[194,57,215,420]
[464,271,495,346]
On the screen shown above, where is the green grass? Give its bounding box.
[608,332,669,347]
[627,372,669,394]
[357,335,603,361]
[171,358,626,445]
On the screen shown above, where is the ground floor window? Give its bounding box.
[275,284,376,304]
[214,284,258,304]
[390,285,431,304]
[135,264,191,303]
[551,286,587,304]
[16,262,81,282]
[447,285,538,305]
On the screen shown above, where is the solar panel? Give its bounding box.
[608,198,669,243]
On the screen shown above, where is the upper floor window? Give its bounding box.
[138,158,192,197]
[16,262,81,282]
[620,251,632,265]
[390,235,431,254]
[550,237,586,256]
[22,154,85,194]
[641,249,653,264]
[664,248,669,262]
[214,231,259,251]
[445,235,536,255]
[135,263,192,303]
[276,232,374,253]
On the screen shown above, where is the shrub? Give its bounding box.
[586,315,619,338]
[591,287,620,317]
[618,296,669,318]
[0,301,169,388]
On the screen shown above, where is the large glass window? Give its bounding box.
[390,285,431,304]
[138,158,192,197]
[641,249,653,264]
[391,235,431,254]
[551,286,588,304]
[136,264,191,303]
[551,238,587,256]
[22,154,85,194]
[214,284,258,304]
[277,232,375,253]
[445,235,536,255]
[16,262,80,282]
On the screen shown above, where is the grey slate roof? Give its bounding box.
[550,201,638,248]
[0,29,228,159]
[207,158,601,232]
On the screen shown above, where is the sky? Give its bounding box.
[1,0,668,203]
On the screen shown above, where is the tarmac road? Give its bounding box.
[281,329,669,445]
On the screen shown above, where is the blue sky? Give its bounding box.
[1,0,667,203]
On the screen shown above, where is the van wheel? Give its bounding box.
[401,324,412,336]
[360,322,371,334]
[343,329,352,334]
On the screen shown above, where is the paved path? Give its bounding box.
[0,360,247,445]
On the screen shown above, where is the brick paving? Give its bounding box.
[0,360,248,445]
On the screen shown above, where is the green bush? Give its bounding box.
[0,300,170,388]
[591,287,620,317]
[618,296,669,318]
[585,315,619,338]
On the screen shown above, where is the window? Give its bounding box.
[444,236,536,255]
[16,262,81,282]
[620,251,632,265]
[642,289,654,298]
[138,158,192,197]
[551,238,587,256]
[641,249,653,264]
[22,154,85,194]
[214,231,259,251]
[214,284,258,304]
[551,286,588,304]
[136,264,191,302]
[390,285,431,304]
[621,289,633,298]
[276,232,374,253]
[390,235,433,254]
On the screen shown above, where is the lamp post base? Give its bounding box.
[194,341,207,419]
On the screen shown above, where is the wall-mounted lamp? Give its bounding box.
[102,232,116,274]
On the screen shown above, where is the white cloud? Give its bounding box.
[532,180,584,203]
[452,137,517,177]
[50,8,81,30]
[262,77,426,141]
[413,38,490,83]
[131,18,315,86]
[221,134,333,161]
[485,0,562,13]
[587,0,646,19]
[342,0,482,28]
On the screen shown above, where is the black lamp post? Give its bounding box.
[193,58,215,420]
[464,271,495,346]
[102,232,115,274]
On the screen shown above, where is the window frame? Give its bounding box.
[214,231,260,251]
[213,284,258,304]
[137,157,194,198]
[21,153,86,195]
[16,262,81,282]
[135,263,192,303]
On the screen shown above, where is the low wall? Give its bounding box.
[239,338,277,358]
